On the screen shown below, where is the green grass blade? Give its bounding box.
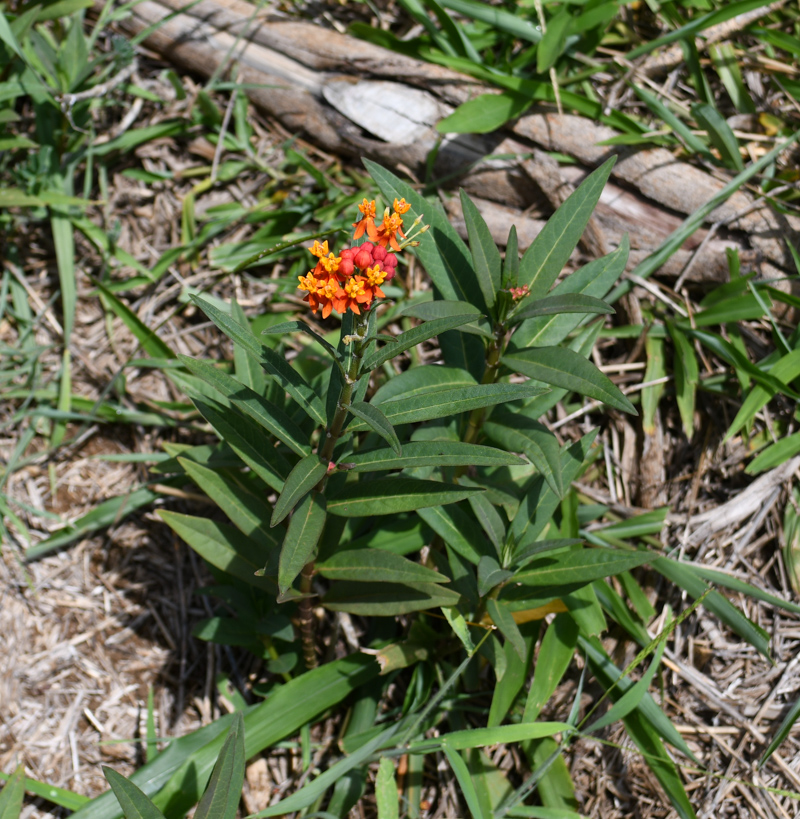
[759,696,800,768]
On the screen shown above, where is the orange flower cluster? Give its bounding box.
[353,197,412,251]
[297,225,399,319]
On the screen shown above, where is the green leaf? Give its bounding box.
[584,633,667,734]
[103,769,166,819]
[484,412,563,497]
[692,103,743,170]
[509,293,614,325]
[177,459,279,549]
[478,555,513,596]
[443,746,489,819]
[190,295,326,426]
[437,91,532,134]
[642,334,666,435]
[511,238,629,350]
[345,441,524,472]
[511,548,652,589]
[519,157,615,298]
[536,8,572,73]
[667,324,698,438]
[362,314,481,373]
[652,557,770,659]
[194,713,245,819]
[0,766,25,819]
[373,367,476,406]
[726,349,800,441]
[580,636,696,762]
[348,401,401,455]
[419,722,572,753]
[747,432,800,474]
[317,548,449,584]
[759,695,800,768]
[97,283,176,359]
[461,190,501,309]
[400,299,491,340]
[487,599,526,661]
[524,614,578,723]
[191,396,290,493]
[323,580,460,614]
[376,758,399,819]
[271,455,327,527]
[158,511,277,592]
[417,504,492,565]
[328,478,482,517]
[502,347,636,414]
[355,383,547,429]
[179,356,310,457]
[278,492,326,594]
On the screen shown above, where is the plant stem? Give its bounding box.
[461,323,507,450]
[298,562,317,669]
[300,312,370,667]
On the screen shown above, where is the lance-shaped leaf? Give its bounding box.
[348,401,401,455]
[103,769,167,819]
[316,548,449,584]
[509,293,614,325]
[327,478,483,517]
[519,156,616,298]
[511,548,652,589]
[190,396,290,492]
[349,383,546,430]
[667,323,698,438]
[511,237,629,351]
[361,314,480,373]
[0,766,26,819]
[759,696,800,769]
[461,190,501,311]
[195,713,245,819]
[179,355,310,456]
[322,580,460,615]
[478,555,513,596]
[371,365,476,403]
[418,504,493,565]
[158,511,278,592]
[278,492,326,595]
[400,300,493,338]
[271,454,327,527]
[502,347,636,415]
[345,441,524,472]
[484,411,563,497]
[376,758,399,819]
[487,599,526,662]
[190,295,326,426]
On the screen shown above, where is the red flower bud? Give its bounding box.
[359,242,374,255]
[354,249,372,270]
[339,258,354,277]
[339,248,354,259]
[372,246,386,262]
[383,254,398,268]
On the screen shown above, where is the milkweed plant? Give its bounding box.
[74,158,779,819]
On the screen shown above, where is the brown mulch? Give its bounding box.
[2,16,800,819]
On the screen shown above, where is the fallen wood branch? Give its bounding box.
[105,0,800,286]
